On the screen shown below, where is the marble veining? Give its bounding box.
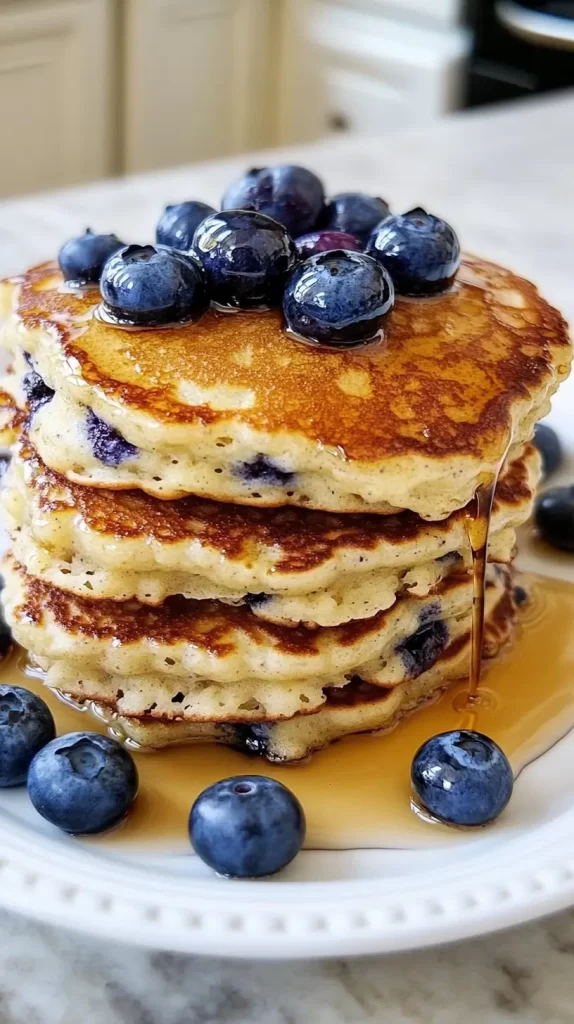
[0,906,574,1022]
[0,89,573,1021]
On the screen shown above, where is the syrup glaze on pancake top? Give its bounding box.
[0,254,568,516]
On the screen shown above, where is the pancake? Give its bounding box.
[2,555,503,690]
[1,256,569,516]
[0,385,24,450]
[10,525,470,626]
[2,436,538,622]
[26,567,511,726]
[76,571,516,761]
[34,579,498,722]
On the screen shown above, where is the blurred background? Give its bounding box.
[0,0,573,199]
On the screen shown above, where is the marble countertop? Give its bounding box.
[1,90,574,1023]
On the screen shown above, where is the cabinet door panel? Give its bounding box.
[0,0,113,197]
[124,0,273,172]
[323,67,413,135]
[276,0,468,143]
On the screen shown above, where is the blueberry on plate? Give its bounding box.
[535,485,574,552]
[156,200,216,251]
[222,165,324,237]
[319,193,390,244]
[411,729,513,827]
[100,244,209,326]
[193,210,296,309]
[533,423,563,478]
[189,775,305,878]
[28,732,138,834]
[367,207,460,296]
[0,686,55,787]
[294,230,361,259]
[58,229,125,287]
[283,249,394,347]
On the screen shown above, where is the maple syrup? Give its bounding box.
[0,573,571,852]
[465,475,497,701]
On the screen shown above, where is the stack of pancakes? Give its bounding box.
[0,255,569,762]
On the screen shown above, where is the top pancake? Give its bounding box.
[1,255,569,516]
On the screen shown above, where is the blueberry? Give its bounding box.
[535,486,574,552]
[319,193,390,244]
[417,600,441,625]
[283,250,394,347]
[396,620,449,679]
[222,165,324,237]
[436,551,462,566]
[534,423,563,478]
[367,208,460,296]
[243,592,270,610]
[0,590,12,659]
[58,229,125,287]
[0,686,55,787]
[514,584,528,607]
[100,244,209,326]
[235,454,295,487]
[411,730,513,827]
[27,732,138,834]
[193,210,296,309]
[156,200,216,251]
[189,775,305,877]
[229,724,271,757]
[295,230,361,259]
[85,409,138,466]
[22,372,54,415]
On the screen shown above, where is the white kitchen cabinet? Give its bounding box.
[276,0,470,143]
[337,0,464,32]
[123,0,275,173]
[0,0,114,198]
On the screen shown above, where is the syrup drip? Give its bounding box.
[2,573,574,852]
[464,446,511,709]
[465,475,497,704]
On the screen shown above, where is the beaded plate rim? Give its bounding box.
[0,807,574,957]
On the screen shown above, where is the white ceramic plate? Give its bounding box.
[0,397,573,960]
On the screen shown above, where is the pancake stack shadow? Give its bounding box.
[0,254,569,762]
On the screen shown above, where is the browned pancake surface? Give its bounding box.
[9,256,570,464]
[18,435,536,576]
[9,556,476,656]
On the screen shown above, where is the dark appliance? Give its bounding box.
[463,0,574,107]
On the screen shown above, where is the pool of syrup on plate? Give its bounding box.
[1,570,572,852]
